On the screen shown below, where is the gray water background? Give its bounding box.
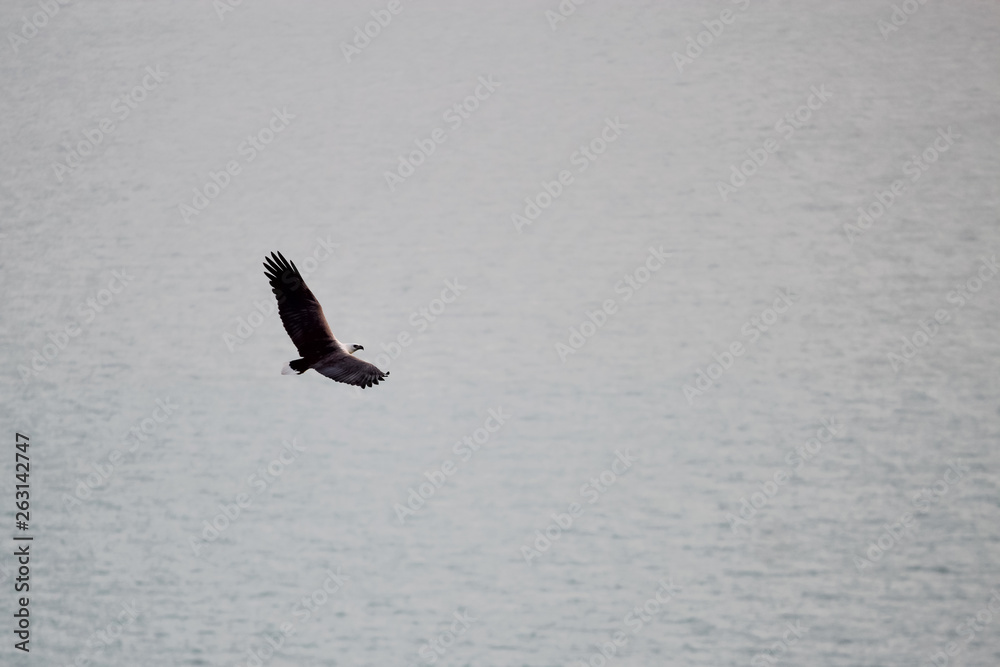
[2,1,999,665]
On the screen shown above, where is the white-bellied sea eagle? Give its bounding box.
[263,251,389,389]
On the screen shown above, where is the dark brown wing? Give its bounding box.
[313,353,389,389]
[263,251,337,358]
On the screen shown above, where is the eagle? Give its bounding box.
[263,251,389,389]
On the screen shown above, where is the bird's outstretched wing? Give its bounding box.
[314,355,389,389]
[263,251,337,358]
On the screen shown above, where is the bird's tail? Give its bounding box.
[282,358,310,375]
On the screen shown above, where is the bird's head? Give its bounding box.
[349,344,364,354]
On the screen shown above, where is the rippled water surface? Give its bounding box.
[2,1,1000,665]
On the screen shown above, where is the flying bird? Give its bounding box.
[263,251,389,389]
